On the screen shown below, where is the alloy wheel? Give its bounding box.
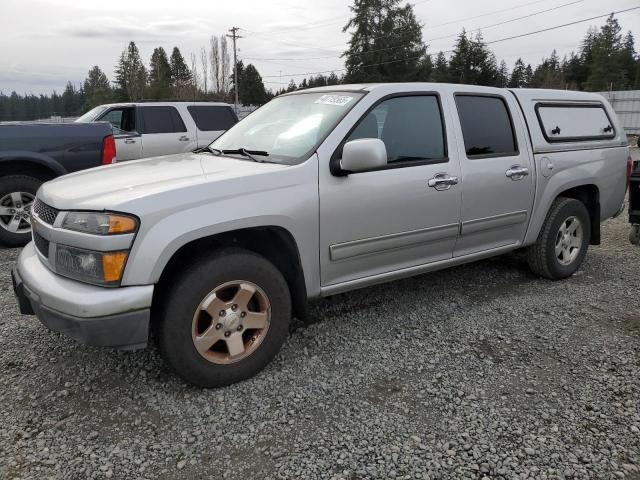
[555,216,583,266]
[191,280,271,364]
[0,192,35,234]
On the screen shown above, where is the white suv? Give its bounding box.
[76,101,238,161]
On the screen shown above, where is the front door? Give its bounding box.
[319,94,462,287]
[138,106,197,158]
[451,93,535,256]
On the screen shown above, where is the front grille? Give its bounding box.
[32,199,59,225]
[33,231,50,258]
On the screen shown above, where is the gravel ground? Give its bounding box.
[1,207,639,480]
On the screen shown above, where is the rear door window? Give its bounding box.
[187,106,237,131]
[536,104,614,142]
[455,95,518,158]
[139,106,186,134]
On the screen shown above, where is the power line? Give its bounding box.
[260,6,640,79]
[245,0,585,63]
[425,0,584,43]
[485,5,640,45]
[424,0,553,29]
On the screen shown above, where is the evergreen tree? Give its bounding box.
[286,79,297,92]
[343,0,427,82]
[169,47,192,97]
[148,47,172,99]
[327,72,340,85]
[83,66,112,110]
[448,31,498,85]
[240,64,267,105]
[431,51,449,82]
[114,41,147,101]
[585,15,627,90]
[496,60,509,87]
[61,82,83,116]
[529,50,565,88]
[508,58,529,88]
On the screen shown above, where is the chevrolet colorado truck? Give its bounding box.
[13,83,629,387]
[0,121,115,246]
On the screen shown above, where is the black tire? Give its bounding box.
[157,248,291,388]
[0,175,42,247]
[527,197,591,280]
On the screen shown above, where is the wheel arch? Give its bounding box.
[526,182,601,246]
[0,154,66,182]
[152,225,310,323]
[554,184,600,245]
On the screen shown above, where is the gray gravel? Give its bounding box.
[1,207,640,480]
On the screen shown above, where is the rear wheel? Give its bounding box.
[157,248,291,387]
[527,197,591,279]
[0,175,41,247]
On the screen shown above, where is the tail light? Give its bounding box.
[101,135,116,165]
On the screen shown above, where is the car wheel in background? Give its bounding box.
[0,175,41,247]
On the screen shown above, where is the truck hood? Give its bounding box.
[38,152,288,211]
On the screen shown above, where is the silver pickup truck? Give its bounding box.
[13,83,629,387]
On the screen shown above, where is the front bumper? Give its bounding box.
[13,243,154,350]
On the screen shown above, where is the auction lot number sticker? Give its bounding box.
[314,95,354,106]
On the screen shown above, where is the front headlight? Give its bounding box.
[61,212,138,235]
[55,245,129,286]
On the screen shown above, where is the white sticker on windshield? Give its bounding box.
[314,95,354,106]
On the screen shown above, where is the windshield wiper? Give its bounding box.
[222,148,270,163]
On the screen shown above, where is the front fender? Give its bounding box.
[120,157,321,297]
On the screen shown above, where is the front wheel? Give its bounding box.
[527,197,591,280]
[157,248,291,388]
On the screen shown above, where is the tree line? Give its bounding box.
[0,36,270,121]
[1,0,638,122]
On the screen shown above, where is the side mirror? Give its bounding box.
[340,138,387,173]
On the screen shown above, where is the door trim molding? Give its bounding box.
[461,210,528,235]
[321,243,517,297]
[329,223,459,261]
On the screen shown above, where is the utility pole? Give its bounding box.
[227,27,242,114]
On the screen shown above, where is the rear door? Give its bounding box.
[187,105,238,147]
[138,106,197,157]
[452,93,535,256]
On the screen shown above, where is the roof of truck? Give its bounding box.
[100,101,234,108]
[299,83,607,100]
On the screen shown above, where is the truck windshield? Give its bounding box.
[209,91,364,164]
[75,106,109,123]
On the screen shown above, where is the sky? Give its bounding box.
[0,0,639,95]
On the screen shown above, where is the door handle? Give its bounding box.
[124,138,136,144]
[505,166,529,180]
[428,173,459,191]
[179,136,190,142]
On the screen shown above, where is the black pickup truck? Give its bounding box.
[0,122,115,246]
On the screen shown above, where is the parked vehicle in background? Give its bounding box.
[75,102,238,161]
[0,122,115,246]
[13,83,628,387]
[629,141,640,244]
